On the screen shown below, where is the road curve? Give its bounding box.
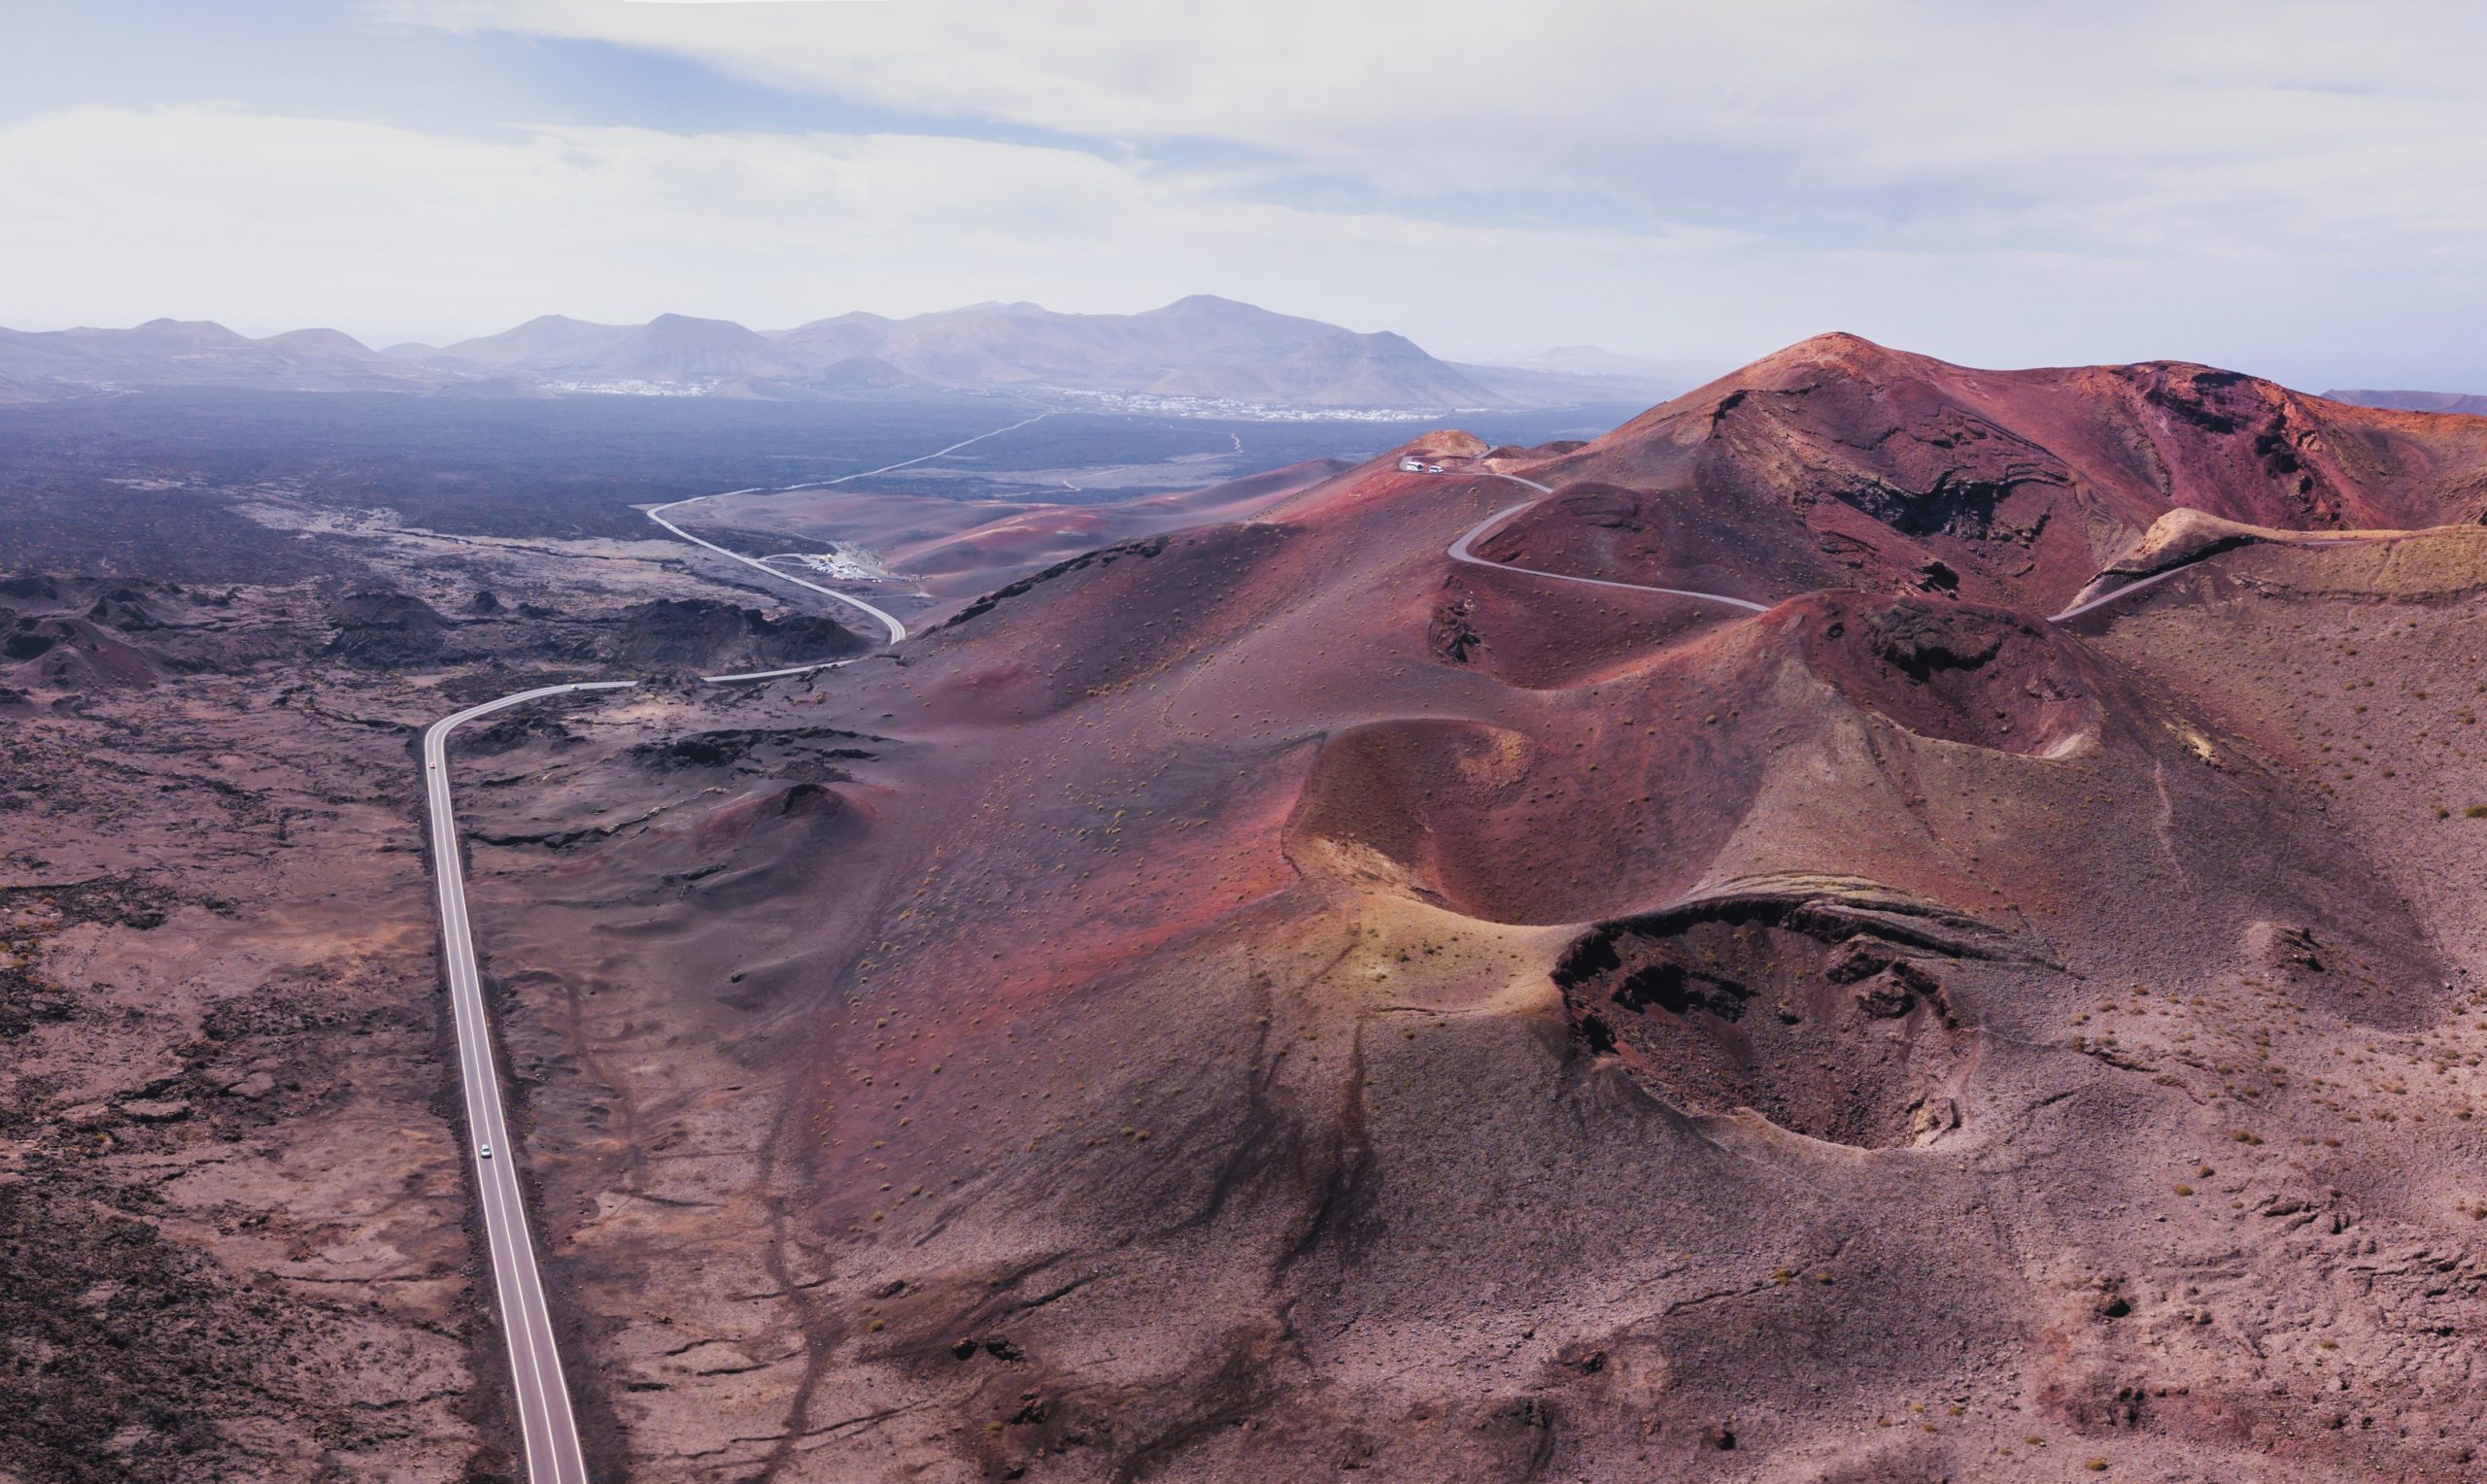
[644,498,909,645]
[1450,467,2216,625]
[424,681,634,1484]
[422,639,871,1484]
[418,415,1049,1478]
[641,410,1058,644]
[1448,472,1770,614]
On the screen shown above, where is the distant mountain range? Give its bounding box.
[0,296,1707,411]
[2326,388,2487,417]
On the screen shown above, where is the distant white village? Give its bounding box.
[1044,388,1490,422]
[527,378,1482,421]
[538,378,715,397]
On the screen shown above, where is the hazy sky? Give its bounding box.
[8,0,2487,388]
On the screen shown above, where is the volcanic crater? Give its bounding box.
[15,333,2487,1483]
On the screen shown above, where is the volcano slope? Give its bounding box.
[437,342,2487,1480]
[683,456,1351,607]
[1474,333,2487,615]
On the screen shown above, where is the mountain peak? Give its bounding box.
[127,318,246,343]
[1766,330,1910,366]
[264,327,375,354]
[2325,387,2487,417]
[1556,332,2487,618]
[1144,294,1318,330]
[1151,293,1258,315]
[934,300,1046,319]
[0,297,1544,410]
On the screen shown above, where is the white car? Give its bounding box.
[480,1143,494,1159]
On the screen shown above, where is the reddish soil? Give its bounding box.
[443,380,2482,1478]
[693,457,1351,608]
[14,335,2487,1483]
[1506,333,2487,612]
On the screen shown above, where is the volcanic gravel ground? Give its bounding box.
[13,339,2487,1483]
[442,435,2487,1480]
[0,473,869,1481]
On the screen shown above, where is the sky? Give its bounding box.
[7,0,2487,388]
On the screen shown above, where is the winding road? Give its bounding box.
[639,412,1053,644]
[419,447,962,1479]
[1448,474,1770,614]
[644,495,910,644]
[1448,467,2212,624]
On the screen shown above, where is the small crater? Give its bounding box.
[1555,885,2001,1148]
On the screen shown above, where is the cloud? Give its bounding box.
[382,0,2487,261]
[0,104,1738,354]
[14,0,2487,385]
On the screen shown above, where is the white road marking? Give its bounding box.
[425,680,632,1484]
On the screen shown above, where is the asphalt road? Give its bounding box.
[1449,472,1770,613]
[423,681,633,1484]
[423,655,877,1483]
[413,423,1040,1477]
[645,493,910,645]
[790,409,1053,491]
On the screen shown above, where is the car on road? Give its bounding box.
[480,1143,493,1159]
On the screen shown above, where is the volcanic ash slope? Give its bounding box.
[497,338,2487,1482]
